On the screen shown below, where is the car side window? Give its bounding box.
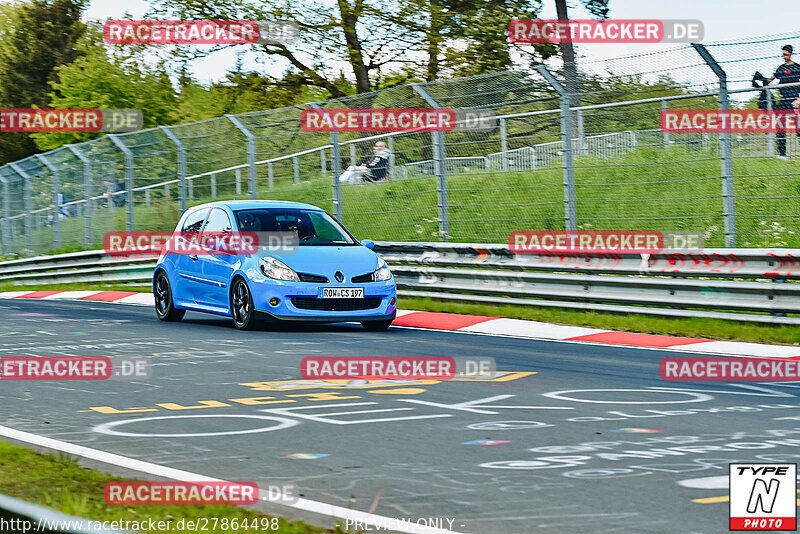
[182,208,209,233]
[203,208,233,233]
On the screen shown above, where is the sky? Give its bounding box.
[2,0,799,86]
[538,0,800,59]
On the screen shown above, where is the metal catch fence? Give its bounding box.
[2,32,800,256]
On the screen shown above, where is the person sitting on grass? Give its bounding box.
[339,141,390,185]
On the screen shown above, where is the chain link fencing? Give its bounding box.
[1,31,799,256]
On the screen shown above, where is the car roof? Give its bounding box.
[188,200,323,212]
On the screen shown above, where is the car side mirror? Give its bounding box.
[361,239,375,250]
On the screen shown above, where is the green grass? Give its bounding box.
[0,440,335,533]
[13,145,800,256]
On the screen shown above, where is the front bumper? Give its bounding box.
[249,277,397,321]
[258,310,397,323]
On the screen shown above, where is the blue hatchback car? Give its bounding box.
[153,200,397,330]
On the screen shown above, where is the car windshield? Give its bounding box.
[233,208,357,246]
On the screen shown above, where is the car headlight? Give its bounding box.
[260,256,300,281]
[374,258,392,281]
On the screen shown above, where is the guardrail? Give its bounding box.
[0,249,157,285]
[0,492,126,533]
[2,244,799,324]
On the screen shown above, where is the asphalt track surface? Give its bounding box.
[2,299,800,534]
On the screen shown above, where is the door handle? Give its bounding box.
[189,255,198,261]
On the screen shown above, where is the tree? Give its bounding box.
[426,0,556,79]
[31,25,180,151]
[178,69,329,121]
[147,0,550,97]
[553,0,610,132]
[0,0,88,164]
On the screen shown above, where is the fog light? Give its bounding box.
[390,297,396,306]
[270,298,280,306]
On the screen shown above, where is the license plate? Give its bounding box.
[320,287,364,299]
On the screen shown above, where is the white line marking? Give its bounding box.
[459,317,607,340]
[114,293,155,306]
[42,291,98,300]
[0,424,463,534]
[92,414,297,438]
[0,291,37,298]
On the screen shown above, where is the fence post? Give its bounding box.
[9,163,33,252]
[435,130,450,239]
[2,178,8,255]
[413,83,450,240]
[226,115,257,199]
[331,133,343,221]
[662,100,670,149]
[536,65,577,231]
[0,168,9,255]
[160,126,187,213]
[235,167,242,195]
[109,135,135,231]
[293,156,300,184]
[211,174,216,198]
[67,145,93,246]
[500,119,508,170]
[693,43,736,247]
[387,137,395,178]
[766,91,775,157]
[350,144,357,166]
[267,162,274,189]
[577,109,587,155]
[310,103,343,221]
[36,154,60,251]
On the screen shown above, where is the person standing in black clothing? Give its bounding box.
[767,45,800,158]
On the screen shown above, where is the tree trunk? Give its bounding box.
[426,0,443,82]
[338,0,371,94]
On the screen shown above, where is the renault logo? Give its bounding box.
[335,271,344,283]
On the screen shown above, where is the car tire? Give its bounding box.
[361,319,392,331]
[154,271,185,322]
[231,278,259,330]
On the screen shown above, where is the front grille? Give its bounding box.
[291,297,381,311]
[351,272,375,283]
[298,273,329,283]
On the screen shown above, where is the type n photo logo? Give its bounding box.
[730,463,796,531]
